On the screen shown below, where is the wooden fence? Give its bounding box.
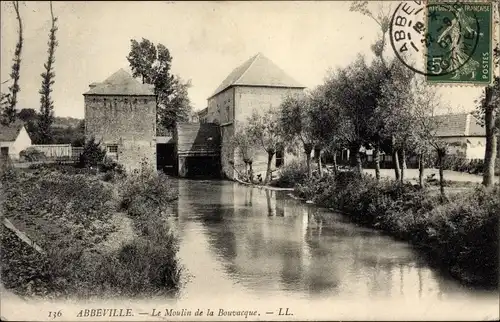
[30,144,83,162]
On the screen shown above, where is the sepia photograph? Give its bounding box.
[1,1,499,321]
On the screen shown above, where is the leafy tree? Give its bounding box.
[410,77,450,195]
[351,1,403,181]
[377,60,416,182]
[308,85,344,177]
[280,94,317,177]
[127,38,192,134]
[230,122,258,182]
[17,108,37,122]
[37,1,58,144]
[322,56,382,175]
[158,76,192,133]
[1,1,23,125]
[246,107,286,184]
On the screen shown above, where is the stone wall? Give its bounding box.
[214,86,305,180]
[84,95,156,172]
[234,86,303,123]
[207,88,235,124]
[220,123,235,178]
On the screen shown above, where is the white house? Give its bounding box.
[432,113,486,160]
[0,121,32,161]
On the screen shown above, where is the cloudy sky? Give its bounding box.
[1,1,485,119]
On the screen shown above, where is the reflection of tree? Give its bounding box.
[177,181,460,299]
[265,189,275,217]
[244,187,253,206]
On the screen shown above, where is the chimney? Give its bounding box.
[89,82,99,89]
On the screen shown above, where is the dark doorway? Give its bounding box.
[185,156,221,178]
[1,147,9,161]
[157,143,176,175]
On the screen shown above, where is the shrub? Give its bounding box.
[20,147,46,162]
[273,160,309,188]
[119,165,177,218]
[98,157,125,182]
[78,137,106,168]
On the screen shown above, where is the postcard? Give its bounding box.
[1,1,499,321]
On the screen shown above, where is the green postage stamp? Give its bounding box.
[426,1,494,84]
[390,0,495,85]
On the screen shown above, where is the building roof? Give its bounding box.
[208,53,305,99]
[197,107,208,116]
[432,113,485,137]
[0,121,26,142]
[83,68,155,96]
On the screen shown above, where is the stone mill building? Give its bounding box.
[83,53,305,177]
[202,52,306,178]
[83,69,156,172]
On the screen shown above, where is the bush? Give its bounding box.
[20,147,46,162]
[272,160,309,188]
[119,165,177,218]
[78,137,106,168]
[98,157,125,182]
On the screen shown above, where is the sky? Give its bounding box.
[0,1,487,119]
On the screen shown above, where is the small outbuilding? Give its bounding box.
[0,121,32,161]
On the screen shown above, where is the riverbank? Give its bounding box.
[0,164,183,299]
[293,171,499,288]
[233,176,294,191]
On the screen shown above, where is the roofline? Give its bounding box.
[207,84,306,100]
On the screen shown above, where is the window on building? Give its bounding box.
[107,145,118,154]
[275,149,284,168]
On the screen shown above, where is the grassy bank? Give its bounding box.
[0,164,183,299]
[289,169,498,288]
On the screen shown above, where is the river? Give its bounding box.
[164,179,499,320]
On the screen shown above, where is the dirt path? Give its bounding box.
[363,168,499,184]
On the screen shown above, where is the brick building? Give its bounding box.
[206,53,305,178]
[83,69,156,172]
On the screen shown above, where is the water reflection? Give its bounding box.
[170,179,496,302]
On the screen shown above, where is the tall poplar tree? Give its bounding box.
[38,1,58,144]
[1,1,23,125]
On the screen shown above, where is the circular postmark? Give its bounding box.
[389,1,481,77]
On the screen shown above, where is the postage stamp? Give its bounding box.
[390,0,494,85]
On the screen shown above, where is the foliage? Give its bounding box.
[2,169,115,251]
[1,1,23,125]
[21,110,85,146]
[157,76,192,132]
[1,168,183,298]
[37,2,58,144]
[78,137,106,168]
[119,164,177,218]
[98,157,125,182]
[246,107,286,183]
[126,38,192,133]
[272,160,309,188]
[295,171,499,287]
[280,93,318,176]
[19,147,46,162]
